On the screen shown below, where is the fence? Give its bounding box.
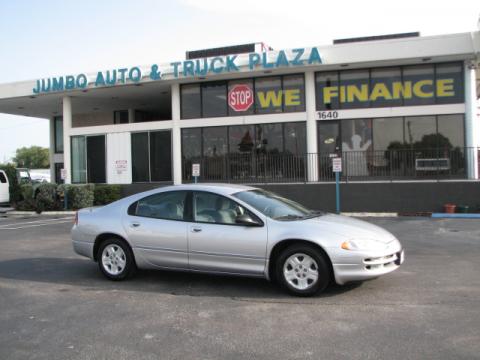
[182,147,479,183]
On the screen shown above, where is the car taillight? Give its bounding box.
[74,212,78,225]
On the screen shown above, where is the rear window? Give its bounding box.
[0,172,7,183]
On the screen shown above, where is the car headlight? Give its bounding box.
[341,239,385,251]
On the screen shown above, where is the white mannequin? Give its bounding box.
[342,134,371,176]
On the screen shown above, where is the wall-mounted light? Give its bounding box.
[422,57,431,62]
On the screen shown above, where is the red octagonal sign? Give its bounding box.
[228,84,254,112]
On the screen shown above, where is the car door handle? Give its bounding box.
[191,226,202,233]
[131,222,141,228]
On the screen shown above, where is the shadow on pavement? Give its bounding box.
[0,257,362,300]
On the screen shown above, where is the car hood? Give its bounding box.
[302,214,397,243]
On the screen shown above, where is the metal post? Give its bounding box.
[335,171,341,214]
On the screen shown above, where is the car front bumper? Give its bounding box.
[331,243,404,285]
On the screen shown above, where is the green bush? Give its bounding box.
[68,184,95,210]
[15,199,37,211]
[35,183,61,212]
[20,183,34,200]
[0,163,21,203]
[94,185,122,206]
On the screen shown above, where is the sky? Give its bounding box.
[0,0,478,162]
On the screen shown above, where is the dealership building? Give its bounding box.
[0,31,479,211]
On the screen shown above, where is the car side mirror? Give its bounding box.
[235,213,262,227]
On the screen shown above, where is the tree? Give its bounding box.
[13,146,49,169]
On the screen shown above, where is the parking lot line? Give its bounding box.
[0,217,73,230]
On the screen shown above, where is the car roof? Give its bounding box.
[152,183,258,196]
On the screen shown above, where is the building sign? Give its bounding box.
[33,47,322,94]
[316,63,464,110]
[115,160,128,175]
[319,79,456,106]
[228,84,254,111]
[257,89,302,109]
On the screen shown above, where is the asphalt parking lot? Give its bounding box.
[0,214,479,360]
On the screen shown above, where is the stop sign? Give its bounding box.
[228,84,254,112]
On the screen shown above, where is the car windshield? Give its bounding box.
[233,189,323,220]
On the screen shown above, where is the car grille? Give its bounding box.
[363,252,399,270]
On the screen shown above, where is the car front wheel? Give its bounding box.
[276,244,331,296]
[97,238,135,280]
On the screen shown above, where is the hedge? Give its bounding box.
[12,183,123,212]
[94,185,122,206]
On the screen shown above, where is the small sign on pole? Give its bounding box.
[332,157,342,214]
[332,157,342,172]
[192,163,200,183]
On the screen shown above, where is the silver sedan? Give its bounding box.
[72,184,404,296]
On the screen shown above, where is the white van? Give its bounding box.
[0,170,10,204]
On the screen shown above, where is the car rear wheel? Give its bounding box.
[276,244,330,296]
[97,238,135,280]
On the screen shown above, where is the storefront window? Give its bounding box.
[315,62,463,110]
[339,70,370,109]
[201,82,227,118]
[435,63,464,104]
[372,117,404,150]
[203,127,227,157]
[284,122,306,155]
[54,116,63,153]
[255,77,283,114]
[404,116,436,147]
[229,125,255,154]
[256,123,283,154]
[150,131,172,182]
[71,136,86,184]
[131,132,150,182]
[316,72,339,110]
[86,135,106,183]
[402,65,435,106]
[282,75,306,113]
[370,67,402,108]
[181,122,307,182]
[181,84,201,119]
[341,119,372,151]
[228,79,255,116]
[437,114,464,149]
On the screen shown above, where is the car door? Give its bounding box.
[124,190,189,270]
[188,191,268,276]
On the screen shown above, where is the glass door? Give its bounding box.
[317,121,341,180]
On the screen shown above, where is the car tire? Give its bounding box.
[276,244,331,296]
[97,238,136,281]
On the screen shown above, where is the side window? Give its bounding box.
[0,172,6,183]
[194,192,250,225]
[134,191,187,221]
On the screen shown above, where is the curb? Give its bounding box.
[431,213,480,219]
[7,211,76,216]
